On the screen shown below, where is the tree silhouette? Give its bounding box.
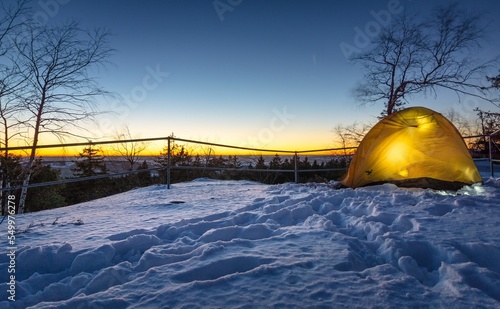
[351,4,498,116]
[488,72,500,90]
[14,22,112,213]
[25,159,65,212]
[112,126,149,171]
[72,146,108,178]
[0,0,30,214]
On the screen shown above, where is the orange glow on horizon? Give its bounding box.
[4,133,346,158]
[13,147,347,158]
[6,143,350,158]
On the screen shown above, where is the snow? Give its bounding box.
[1,176,500,308]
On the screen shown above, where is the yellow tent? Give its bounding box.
[342,106,482,190]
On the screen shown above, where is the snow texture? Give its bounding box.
[1,175,499,308]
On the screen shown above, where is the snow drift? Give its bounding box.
[1,177,499,308]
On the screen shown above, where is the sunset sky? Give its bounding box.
[28,0,500,155]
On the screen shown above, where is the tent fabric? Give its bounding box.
[342,106,482,189]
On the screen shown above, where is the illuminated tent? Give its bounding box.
[342,106,482,190]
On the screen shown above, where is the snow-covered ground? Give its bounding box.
[1,173,499,308]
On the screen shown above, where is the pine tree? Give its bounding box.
[66,146,109,204]
[72,146,108,177]
[1,153,23,215]
[300,156,311,169]
[255,155,267,169]
[252,155,269,184]
[269,154,282,169]
[136,160,152,186]
[282,158,293,170]
[25,159,65,212]
[227,155,241,168]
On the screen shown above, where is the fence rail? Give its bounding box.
[488,129,500,177]
[0,136,356,192]
[0,136,356,154]
[0,133,498,192]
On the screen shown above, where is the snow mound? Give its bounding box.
[1,179,499,308]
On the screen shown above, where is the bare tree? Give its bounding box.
[443,108,479,138]
[14,22,113,213]
[332,122,371,166]
[0,0,29,57]
[333,122,370,149]
[351,4,499,116]
[0,0,30,214]
[487,72,500,90]
[111,126,149,171]
[0,64,26,214]
[0,0,30,150]
[0,56,22,154]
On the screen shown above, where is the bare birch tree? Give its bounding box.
[0,63,26,215]
[351,4,499,116]
[14,22,113,213]
[0,0,30,214]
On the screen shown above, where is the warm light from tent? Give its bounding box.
[398,168,408,177]
[384,137,414,178]
[342,107,483,189]
[414,115,435,131]
[462,166,478,181]
[385,141,408,163]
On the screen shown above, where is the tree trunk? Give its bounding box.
[1,120,10,215]
[17,95,44,214]
[0,174,3,216]
[386,93,399,115]
[16,149,35,214]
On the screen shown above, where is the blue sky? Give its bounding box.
[36,0,500,152]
